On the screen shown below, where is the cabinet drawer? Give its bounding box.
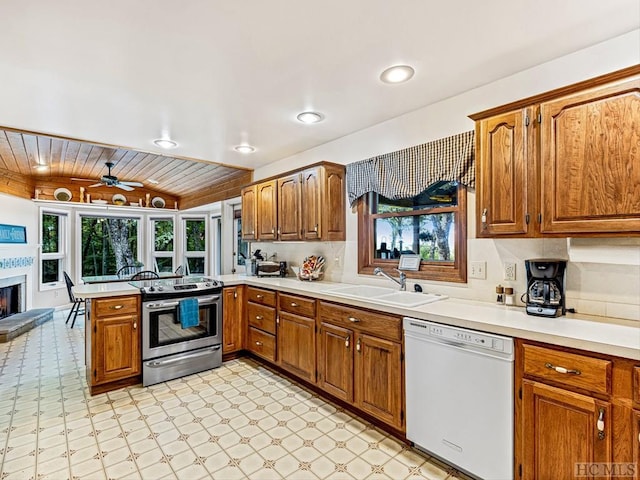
[94,296,138,317]
[246,287,276,307]
[247,303,276,334]
[279,293,316,318]
[247,327,276,362]
[523,344,611,395]
[318,301,401,341]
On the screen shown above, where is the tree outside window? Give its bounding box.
[185,218,206,275]
[41,213,63,284]
[80,216,139,276]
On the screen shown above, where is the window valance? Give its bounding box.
[345,130,475,206]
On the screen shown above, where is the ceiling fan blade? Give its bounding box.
[115,183,135,192]
[88,183,103,188]
[71,177,96,182]
[120,181,144,187]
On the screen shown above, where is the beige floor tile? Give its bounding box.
[138,460,175,479]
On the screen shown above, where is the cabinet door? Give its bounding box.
[277,311,316,382]
[241,185,257,240]
[540,76,640,234]
[256,180,278,240]
[476,107,534,236]
[301,167,322,240]
[277,174,302,240]
[318,322,353,402]
[355,334,402,429]
[223,286,244,354]
[94,314,140,384]
[522,379,612,480]
[634,410,640,480]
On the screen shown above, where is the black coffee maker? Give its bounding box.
[525,259,567,317]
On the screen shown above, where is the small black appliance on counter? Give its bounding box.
[525,259,567,317]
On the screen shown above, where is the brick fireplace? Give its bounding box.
[0,275,26,320]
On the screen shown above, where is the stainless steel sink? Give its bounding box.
[324,285,447,307]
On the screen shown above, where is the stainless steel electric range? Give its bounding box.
[129,276,223,386]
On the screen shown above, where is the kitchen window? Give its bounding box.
[358,181,467,283]
[183,217,207,275]
[40,209,68,289]
[151,218,174,273]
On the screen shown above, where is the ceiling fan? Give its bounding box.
[73,162,143,192]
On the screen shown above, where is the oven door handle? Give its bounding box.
[145,345,221,367]
[145,296,220,309]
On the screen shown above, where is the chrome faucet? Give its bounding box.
[373,267,407,291]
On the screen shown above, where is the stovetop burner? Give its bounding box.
[130,276,223,296]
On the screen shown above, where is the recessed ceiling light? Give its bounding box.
[153,139,178,149]
[379,65,415,84]
[296,111,324,124]
[234,145,256,154]
[34,164,49,172]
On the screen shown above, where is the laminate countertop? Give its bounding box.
[74,274,640,360]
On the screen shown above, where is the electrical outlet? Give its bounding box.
[504,261,516,281]
[470,261,486,279]
[54,290,59,298]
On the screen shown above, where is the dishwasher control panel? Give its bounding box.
[404,318,513,355]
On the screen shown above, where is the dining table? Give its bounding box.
[81,272,183,284]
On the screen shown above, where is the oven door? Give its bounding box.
[142,293,221,360]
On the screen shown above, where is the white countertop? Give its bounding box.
[74,273,640,360]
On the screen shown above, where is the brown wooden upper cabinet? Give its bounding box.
[240,185,258,240]
[241,162,346,241]
[470,66,640,237]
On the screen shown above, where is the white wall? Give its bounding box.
[250,30,640,322]
[0,193,40,310]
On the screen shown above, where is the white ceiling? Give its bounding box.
[1,0,638,171]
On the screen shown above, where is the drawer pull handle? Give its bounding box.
[109,305,124,310]
[256,294,263,299]
[133,322,137,330]
[345,336,350,348]
[356,338,361,353]
[597,408,605,440]
[348,317,360,323]
[255,315,263,320]
[545,363,581,375]
[255,341,263,346]
[290,302,298,307]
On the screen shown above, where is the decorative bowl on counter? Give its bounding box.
[297,271,324,281]
[296,255,325,281]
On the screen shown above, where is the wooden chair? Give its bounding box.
[117,265,142,278]
[130,270,160,281]
[63,272,84,328]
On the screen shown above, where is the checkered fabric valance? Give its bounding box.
[346,130,475,206]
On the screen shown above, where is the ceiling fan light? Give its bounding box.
[379,65,415,84]
[296,111,324,124]
[153,138,178,149]
[234,145,256,154]
[34,164,49,172]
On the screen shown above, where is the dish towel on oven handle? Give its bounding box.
[179,298,199,329]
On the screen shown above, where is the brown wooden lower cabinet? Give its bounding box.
[355,333,403,430]
[277,311,315,382]
[222,286,244,354]
[522,379,612,480]
[318,322,353,402]
[517,339,639,480]
[86,295,141,395]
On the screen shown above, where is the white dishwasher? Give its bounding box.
[404,318,514,480]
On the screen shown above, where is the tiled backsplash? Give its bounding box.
[252,238,640,323]
[0,256,34,269]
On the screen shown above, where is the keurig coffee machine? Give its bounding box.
[525,259,567,317]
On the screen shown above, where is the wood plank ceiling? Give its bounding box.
[0,128,253,209]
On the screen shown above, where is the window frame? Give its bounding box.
[149,216,175,273]
[357,184,467,283]
[39,208,68,290]
[181,216,208,275]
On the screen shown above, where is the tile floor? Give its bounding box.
[0,310,467,480]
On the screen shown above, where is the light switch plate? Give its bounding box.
[470,261,486,279]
